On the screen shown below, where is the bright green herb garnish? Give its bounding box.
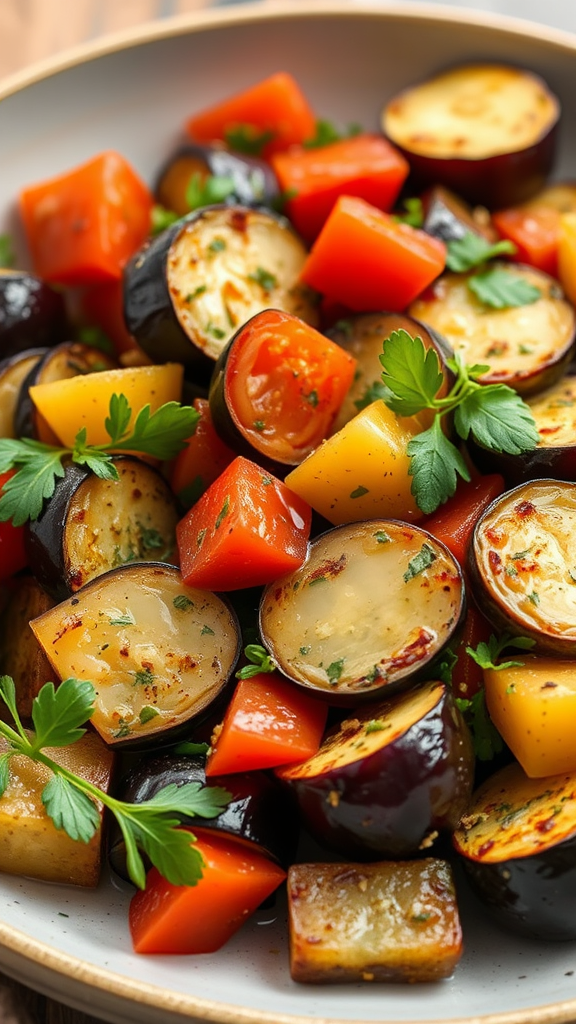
[445,231,517,273]
[0,234,15,268]
[379,329,539,514]
[224,124,275,156]
[302,119,362,149]
[186,171,236,211]
[467,633,536,672]
[392,197,424,228]
[0,677,230,889]
[468,266,542,309]
[0,394,200,526]
[236,644,276,680]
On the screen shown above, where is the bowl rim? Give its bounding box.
[1,0,576,102]
[3,3,576,1023]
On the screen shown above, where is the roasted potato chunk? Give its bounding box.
[287,859,462,984]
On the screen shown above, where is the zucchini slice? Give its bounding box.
[382,64,559,207]
[469,479,576,654]
[29,563,241,748]
[409,264,575,395]
[260,520,465,702]
[123,204,318,377]
[277,679,473,859]
[287,859,463,983]
[26,457,180,600]
[453,761,576,939]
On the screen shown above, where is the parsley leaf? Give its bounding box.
[403,543,437,582]
[379,329,444,416]
[455,690,504,761]
[224,124,275,156]
[236,643,276,679]
[446,231,516,272]
[185,171,235,211]
[392,197,424,228]
[468,267,542,309]
[0,234,15,269]
[467,633,536,671]
[0,678,231,890]
[0,754,10,799]
[0,395,200,526]
[303,119,362,149]
[379,331,538,513]
[150,204,179,235]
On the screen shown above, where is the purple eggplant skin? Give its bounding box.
[155,143,280,217]
[0,270,68,359]
[276,680,474,861]
[460,836,576,941]
[467,435,576,488]
[108,753,299,881]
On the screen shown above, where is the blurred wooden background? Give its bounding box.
[0,0,265,79]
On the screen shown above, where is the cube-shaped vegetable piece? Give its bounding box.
[0,731,113,886]
[284,401,424,525]
[177,456,312,590]
[287,859,462,983]
[270,134,409,243]
[20,151,153,286]
[300,195,446,311]
[485,654,576,777]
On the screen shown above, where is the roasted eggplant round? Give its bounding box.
[155,143,279,217]
[420,185,497,245]
[108,752,298,880]
[259,520,465,703]
[208,308,356,469]
[382,64,559,208]
[453,761,576,940]
[15,341,118,442]
[29,562,241,748]
[0,270,67,358]
[469,479,576,655]
[0,347,46,439]
[25,457,180,601]
[325,311,453,432]
[277,679,474,859]
[409,264,575,396]
[123,204,318,379]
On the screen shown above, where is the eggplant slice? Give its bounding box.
[0,269,68,359]
[0,574,55,720]
[382,64,559,208]
[29,562,241,748]
[453,761,576,940]
[26,457,180,601]
[123,204,318,379]
[409,264,575,396]
[276,679,474,859]
[469,479,576,655]
[260,520,465,703]
[0,347,46,439]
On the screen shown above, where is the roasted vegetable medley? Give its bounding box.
[3,61,576,979]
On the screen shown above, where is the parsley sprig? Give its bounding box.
[446,230,542,309]
[236,643,276,680]
[455,689,504,762]
[0,394,199,526]
[0,676,230,889]
[379,329,539,513]
[466,632,536,671]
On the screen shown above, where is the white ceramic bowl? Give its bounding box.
[3,4,576,1023]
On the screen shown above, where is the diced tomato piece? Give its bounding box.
[186,72,316,159]
[19,151,153,286]
[493,205,560,276]
[176,457,312,591]
[205,672,328,776]
[300,195,446,311]
[0,471,28,580]
[129,830,286,954]
[421,474,505,570]
[170,398,236,509]
[271,134,409,242]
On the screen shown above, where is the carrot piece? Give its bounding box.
[169,398,235,509]
[176,456,311,591]
[185,72,316,158]
[300,195,446,311]
[493,205,560,277]
[206,672,328,776]
[421,473,505,570]
[271,134,409,242]
[129,831,286,954]
[19,151,153,286]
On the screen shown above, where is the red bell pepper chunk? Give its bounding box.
[0,471,28,581]
[186,72,316,159]
[449,604,494,701]
[129,830,286,954]
[176,456,312,591]
[19,151,153,286]
[421,473,505,571]
[205,672,328,776]
[169,398,235,509]
[271,133,409,243]
[492,205,561,277]
[300,195,446,312]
